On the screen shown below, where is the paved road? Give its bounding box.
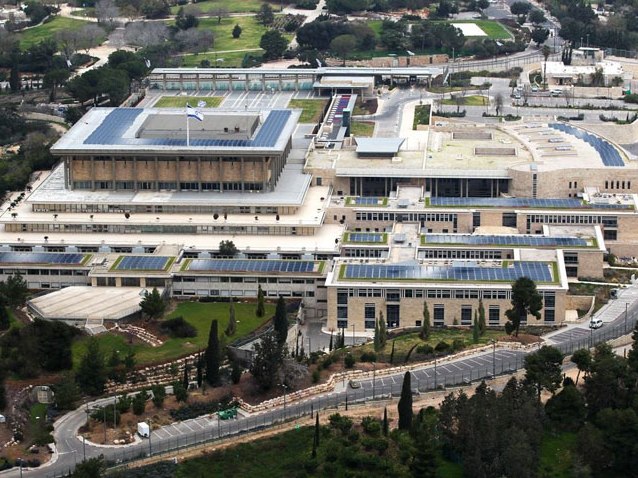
[12,284,638,477]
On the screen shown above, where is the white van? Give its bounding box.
[589,318,603,329]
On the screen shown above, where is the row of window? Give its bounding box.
[33,203,280,215]
[337,288,517,301]
[73,181,265,192]
[0,269,87,276]
[605,180,631,190]
[174,289,315,298]
[175,277,315,284]
[419,250,505,260]
[355,212,458,223]
[526,214,617,227]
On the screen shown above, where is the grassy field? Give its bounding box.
[185,16,268,52]
[413,104,431,129]
[70,7,96,17]
[539,432,577,478]
[350,121,375,137]
[181,49,260,67]
[72,301,275,366]
[170,0,279,14]
[446,20,512,39]
[442,95,488,106]
[154,96,224,108]
[355,328,503,363]
[288,99,328,123]
[18,16,91,50]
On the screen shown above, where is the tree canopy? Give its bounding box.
[505,277,543,336]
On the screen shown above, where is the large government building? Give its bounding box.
[1,68,636,335]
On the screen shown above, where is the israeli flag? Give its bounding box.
[66,59,72,68]
[197,100,207,108]
[187,104,203,122]
[144,58,151,68]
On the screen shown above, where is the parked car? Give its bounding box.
[589,318,604,329]
[349,380,361,389]
[550,89,562,97]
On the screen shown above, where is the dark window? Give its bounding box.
[337,320,348,329]
[433,305,445,326]
[337,292,348,305]
[337,307,348,319]
[502,212,517,228]
[461,306,472,326]
[544,309,555,322]
[489,306,500,325]
[473,212,481,228]
[604,229,617,240]
[364,304,375,320]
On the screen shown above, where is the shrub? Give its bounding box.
[312,369,320,383]
[451,339,465,352]
[344,353,355,369]
[360,351,377,362]
[434,341,450,353]
[169,397,234,421]
[159,316,197,338]
[132,390,148,415]
[624,93,638,104]
[361,416,381,436]
[416,344,434,355]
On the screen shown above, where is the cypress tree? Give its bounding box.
[329,332,333,352]
[341,328,345,348]
[420,302,431,339]
[205,319,220,386]
[314,413,320,451]
[379,314,387,349]
[383,407,389,436]
[478,299,486,335]
[196,352,203,388]
[225,298,237,336]
[473,315,480,344]
[389,340,396,365]
[274,296,288,345]
[182,359,189,390]
[397,371,413,431]
[256,285,265,317]
[373,318,381,351]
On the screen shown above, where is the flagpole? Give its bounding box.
[186,106,190,147]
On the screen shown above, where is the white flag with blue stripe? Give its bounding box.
[197,100,206,108]
[187,104,203,122]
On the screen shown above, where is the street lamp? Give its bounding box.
[280,384,288,418]
[148,418,152,456]
[434,353,437,389]
[352,324,355,347]
[625,302,629,334]
[372,362,376,399]
[490,340,496,377]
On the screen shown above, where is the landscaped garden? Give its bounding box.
[72,301,275,366]
[154,96,224,108]
[287,99,328,123]
[18,16,91,50]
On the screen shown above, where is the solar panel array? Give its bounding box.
[549,123,624,167]
[342,261,553,282]
[187,259,316,273]
[115,256,171,271]
[84,109,291,148]
[347,233,385,243]
[422,234,588,247]
[352,197,381,205]
[0,252,85,265]
[430,197,582,208]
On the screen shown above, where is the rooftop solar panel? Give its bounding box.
[115,256,171,271]
[341,261,553,282]
[83,109,292,149]
[187,259,316,273]
[0,252,85,265]
[422,234,588,247]
[430,197,583,208]
[548,123,624,167]
[348,233,385,243]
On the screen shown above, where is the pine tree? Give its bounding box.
[473,315,480,344]
[341,328,346,348]
[76,337,107,396]
[397,371,412,431]
[478,299,486,335]
[312,413,320,458]
[274,296,288,345]
[225,298,237,336]
[205,320,220,386]
[329,332,333,352]
[420,302,431,339]
[383,407,389,436]
[373,318,381,352]
[256,285,265,317]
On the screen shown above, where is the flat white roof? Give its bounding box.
[28,286,152,320]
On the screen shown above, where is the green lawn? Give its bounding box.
[170,0,279,14]
[70,7,96,17]
[181,49,261,67]
[154,96,224,108]
[18,16,91,50]
[287,99,328,123]
[413,104,431,129]
[367,19,383,38]
[442,95,488,106]
[539,432,577,478]
[72,301,275,367]
[350,121,375,137]
[444,20,513,39]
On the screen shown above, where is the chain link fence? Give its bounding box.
[40,302,638,477]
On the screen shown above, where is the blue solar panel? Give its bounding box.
[342,261,553,282]
[430,197,582,208]
[84,109,291,148]
[348,233,385,243]
[115,256,171,270]
[0,252,85,265]
[352,197,381,205]
[422,234,588,247]
[187,259,315,273]
[549,123,624,167]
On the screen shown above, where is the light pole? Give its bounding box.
[352,324,355,346]
[372,362,376,399]
[434,354,437,389]
[625,302,629,334]
[103,406,107,444]
[491,340,496,377]
[83,435,86,461]
[280,384,288,418]
[307,337,312,355]
[148,418,152,456]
